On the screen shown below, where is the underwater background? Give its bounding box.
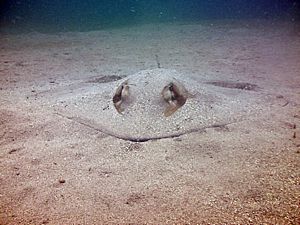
[0,0,299,33]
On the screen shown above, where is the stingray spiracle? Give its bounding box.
[161,82,188,117]
[113,80,130,113]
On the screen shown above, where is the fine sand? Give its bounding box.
[0,20,300,224]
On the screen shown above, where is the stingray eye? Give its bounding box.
[113,81,130,114]
[161,82,188,117]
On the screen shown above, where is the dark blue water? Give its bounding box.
[0,0,299,32]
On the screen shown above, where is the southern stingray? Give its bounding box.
[53,69,264,142]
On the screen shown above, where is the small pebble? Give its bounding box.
[8,148,19,154]
[173,137,182,142]
[294,115,300,119]
[41,219,50,224]
[59,179,65,184]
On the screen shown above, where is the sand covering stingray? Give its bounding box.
[55,69,260,141]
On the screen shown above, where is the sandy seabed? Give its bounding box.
[0,20,300,224]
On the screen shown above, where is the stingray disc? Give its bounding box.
[56,69,259,141]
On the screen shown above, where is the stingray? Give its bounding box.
[54,69,262,142]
